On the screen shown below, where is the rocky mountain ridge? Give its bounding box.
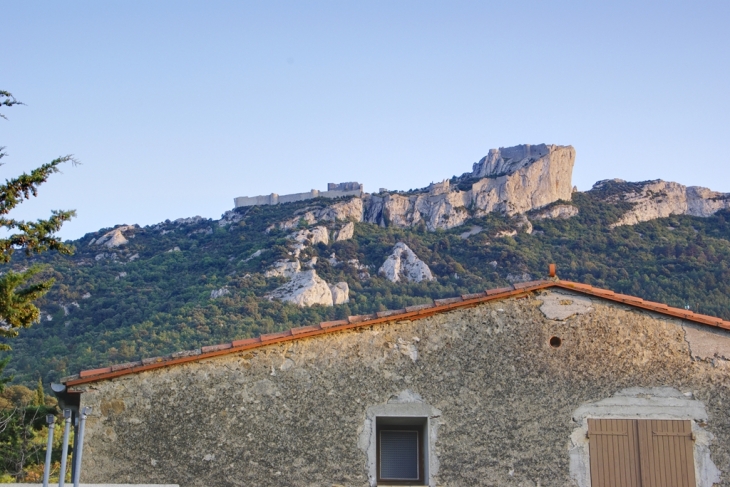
[594,179,730,227]
[245,143,730,234]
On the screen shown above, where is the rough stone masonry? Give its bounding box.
[74,290,730,486]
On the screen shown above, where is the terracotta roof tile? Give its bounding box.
[232,337,261,347]
[201,343,233,353]
[513,281,541,289]
[376,309,405,318]
[462,292,486,300]
[348,314,378,324]
[141,356,165,366]
[320,319,348,329]
[64,279,730,386]
[291,324,321,335]
[110,361,142,372]
[260,330,292,342]
[405,302,434,313]
[486,286,513,295]
[170,349,201,359]
[79,367,112,378]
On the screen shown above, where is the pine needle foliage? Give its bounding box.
[0,91,75,384]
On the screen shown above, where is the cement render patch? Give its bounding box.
[682,320,730,362]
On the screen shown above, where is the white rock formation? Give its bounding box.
[334,221,355,241]
[330,282,350,304]
[265,260,301,278]
[378,243,434,283]
[274,199,365,231]
[532,204,579,220]
[174,216,204,225]
[290,226,329,246]
[210,288,231,299]
[218,209,244,227]
[601,180,730,227]
[317,198,364,222]
[268,270,336,307]
[95,225,134,248]
[364,144,576,230]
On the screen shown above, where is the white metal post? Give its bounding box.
[59,409,72,487]
[42,414,55,487]
[72,407,91,487]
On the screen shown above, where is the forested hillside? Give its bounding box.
[4,180,730,387]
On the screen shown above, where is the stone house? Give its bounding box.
[57,279,730,487]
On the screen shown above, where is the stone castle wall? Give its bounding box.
[234,182,363,208]
[75,290,730,486]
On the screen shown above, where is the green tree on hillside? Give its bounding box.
[0,91,76,389]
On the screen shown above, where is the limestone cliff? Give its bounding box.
[596,179,730,227]
[364,144,576,230]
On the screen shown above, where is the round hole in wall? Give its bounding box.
[549,336,562,348]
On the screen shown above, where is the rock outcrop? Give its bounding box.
[265,260,301,278]
[330,282,350,304]
[290,226,329,246]
[379,243,434,283]
[531,204,579,220]
[364,144,576,230]
[286,226,329,257]
[268,270,334,307]
[334,221,355,241]
[272,199,364,231]
[210,288,231,299]
[596,180,730,227]
[94,226,134,248]
[268,270,350,307]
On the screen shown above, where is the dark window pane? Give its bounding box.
[380,430,419,480]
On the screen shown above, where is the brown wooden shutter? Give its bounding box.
[588,419,696,487]
[588,419,642,487]
[638,419,696,487]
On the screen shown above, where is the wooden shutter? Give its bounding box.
[638,420,696,487]
[588,419,642,487]
[588,419,696,487]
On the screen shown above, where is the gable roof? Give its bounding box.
[62,279,730,388]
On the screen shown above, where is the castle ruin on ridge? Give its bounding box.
[234,182,363,208]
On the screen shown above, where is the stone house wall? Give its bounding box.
[75,290,730,486]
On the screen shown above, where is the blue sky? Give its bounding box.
[3,1,729,239]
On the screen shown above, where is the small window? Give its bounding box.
[377,417,426,485]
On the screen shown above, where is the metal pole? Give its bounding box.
[72,407,91,487]
[42,414,56,487]
[59,409,72,487]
